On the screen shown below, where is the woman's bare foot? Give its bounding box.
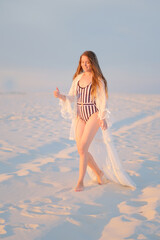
[97,170,107,185]
[74,182,84,192]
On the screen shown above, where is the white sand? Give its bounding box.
[0,92,160,240]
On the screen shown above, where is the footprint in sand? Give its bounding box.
[0,173,13,183]
[58,166,72,173]
[18,198,72,218]
[0,219,6,235]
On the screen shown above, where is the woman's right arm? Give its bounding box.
[54,82,76,120]
[53,87,66,101]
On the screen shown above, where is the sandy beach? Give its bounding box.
[0,92,160,240]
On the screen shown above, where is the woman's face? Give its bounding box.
[81,55,91,72]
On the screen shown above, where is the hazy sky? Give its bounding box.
[0,0,160,93]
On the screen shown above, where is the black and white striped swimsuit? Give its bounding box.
[77,81,98,122]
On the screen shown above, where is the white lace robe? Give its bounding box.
[59,73,136,189]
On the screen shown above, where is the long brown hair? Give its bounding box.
[73,51,108,99]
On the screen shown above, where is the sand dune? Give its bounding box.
[0,92,159,239]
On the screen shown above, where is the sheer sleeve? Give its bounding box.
[96,80,112,127]
[59,80,77,120]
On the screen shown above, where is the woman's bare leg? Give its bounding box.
[75,118,85,191]
[87,152,104,184]
[75,113,103,191]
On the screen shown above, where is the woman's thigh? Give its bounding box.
[75,117,86,145]
[80,112,100,151]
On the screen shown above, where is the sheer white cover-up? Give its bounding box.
[59,73,136,189]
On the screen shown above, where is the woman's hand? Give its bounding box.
[53,87,60,98]
[53,87,66,101]
[99,119,108,131]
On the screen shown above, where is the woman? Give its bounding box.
[54,51,136,192]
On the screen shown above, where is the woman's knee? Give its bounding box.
[77,142,87,155]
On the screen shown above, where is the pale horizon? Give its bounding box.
[0,0,160,94]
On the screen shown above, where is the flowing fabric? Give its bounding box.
[88,129,136,188]
[59,73,136,189]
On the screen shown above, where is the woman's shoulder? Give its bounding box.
[70,73,83,91]
[73,72,84,81]
[72,73,84,86]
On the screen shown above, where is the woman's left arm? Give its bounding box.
[99,118,108,130]
[96,80,110,130]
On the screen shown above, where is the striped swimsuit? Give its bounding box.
[77,81,98,122]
